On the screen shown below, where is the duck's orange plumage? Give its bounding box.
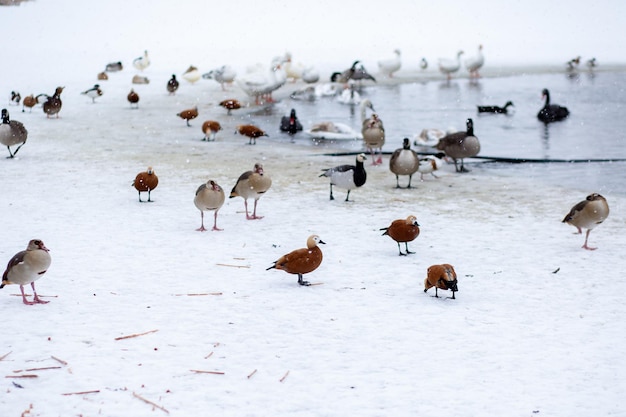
[236,124,268,145]
[201,120,222,141]
[380,215,420,256]
[267,235,325,286]
[133,167,158,202]
[424,264,458,299]
[177,106,198,126]
[219,99,241,115]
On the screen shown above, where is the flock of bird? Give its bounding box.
[1,47,610,303]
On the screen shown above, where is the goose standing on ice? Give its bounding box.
[237,58,286,105]
[1,239,51,305]
[194,180,225,231]
[435,118,480,172]
[133,50,150,71]
[319,153,367,201]
[562,193,609,250]
[0,108,28,158]
[438,51,464,80]
[360,99,385,165]
[465,45,484,78]
[202,65,237,90]
[389,138,419,188]
[378,49,402,78]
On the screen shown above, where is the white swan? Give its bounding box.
[305,122,362,141]
[378,49,401,77]
[465,45,484,78]
[237,58,286,105]
[133,50,150,72]
[438,50,464,80]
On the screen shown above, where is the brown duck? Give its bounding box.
[267,235,325,286]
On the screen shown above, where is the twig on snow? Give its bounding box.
[132,391,170,414]
[115,329,159,341]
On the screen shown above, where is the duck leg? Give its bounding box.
[582,230,597,250]
[404,242,415,255]
[196,212,207,231]
[344,190,351,202]
[212,210,223,231]
[329,184,335,201]
[297,274,311,286]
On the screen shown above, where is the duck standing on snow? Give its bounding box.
[438,51,464,80]
[219,99,241,115]
[202,65,237,90]
[10,91,21,106]
[389,138,419,188]
[167,74,179,95]
[182,65,201,84]
[380,215,420,256]
[132,166,159,202]
[236,124,268,145]
[0,108,28,158]
[194,180,225,231]
[537,88,569,123]
[280,108,303,138]
[81,84,103,103]
[378,49,402,77]
[237,58,286,105]
[1,239,51,305]
[360,99,385,165]
[177,106,198,126]
[562,193,609,250]
[465,45,484,78]
[22,94,37,112]
[201,120,222,141]
[133,50,150,71]
[435,118,480,172]
[230,163,272,220]
[266,235,325,286]
[43,86,64,118]
[319,153,367,201]
[127,89,140,108]
[418,153,445,180]
[477,101,514,114]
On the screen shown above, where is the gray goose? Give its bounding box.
[389,138,419,188]
[562,193,609,250]
[435,118,480,172]
[0,108,28,158]
[1,239,51,305]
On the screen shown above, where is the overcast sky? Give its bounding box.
[1,0,624,78]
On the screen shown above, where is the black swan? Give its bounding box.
[477,101,514,114]
[537,89,569,123]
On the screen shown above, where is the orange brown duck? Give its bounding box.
[201,120,222,141]
[177,106,198,126]
[380,215,420,256]
[424,263,458,299]
[132,167,159,202]
[127,89,140,108]
[267,235,325,286]
[22,94,37,112]
[219,99,242,115]
[236,124,268,145]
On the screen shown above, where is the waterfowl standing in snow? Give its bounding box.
[237,58,286,105]
[97,72,109,81]
[438,51,464,80]
[202,65,237,90]
[319,153,367,201]
[81,84,103,103]
[219,98,241,115]
[418,153,445,180]
[477,101,514,114]
[0,108,28,158]
[1,239,51,305]
[132,166,159,202]
[127,89,139,108]
[380,215,420,256]
[280,108,303,138]
[360,99,385,165]
[236,124,268,145]
[22,94,37,112]
[43,86,64,118]
[562,193,609,250]
[537,88,569,123]
[167,74,179,95]
[177,106,198,126]
[194,180,225,231]
[201,120,222,141]
[465,45,484,78]
[229,163,272,220]
[182,65,201,84]
[389,138,419,188]
[435,118,480,172]
[378,49,402,77]
[266,235,325,286]
[132,75,149,84]
[424,264,458,299]
[133,50,150,71]
[10,91,21,106]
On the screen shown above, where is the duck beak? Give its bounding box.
[318,240,326,245]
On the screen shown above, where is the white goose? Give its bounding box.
[465,45,484,78]
[438,50,464,80]
[378,49,402,77]
[237,58,286,105]
[202,65,237,90]
[133,50,150,72]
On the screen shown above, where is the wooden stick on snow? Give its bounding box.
[115,329,159,341]
[132,392,170,414]
[62,390,100,396]
[279,370,290,383]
